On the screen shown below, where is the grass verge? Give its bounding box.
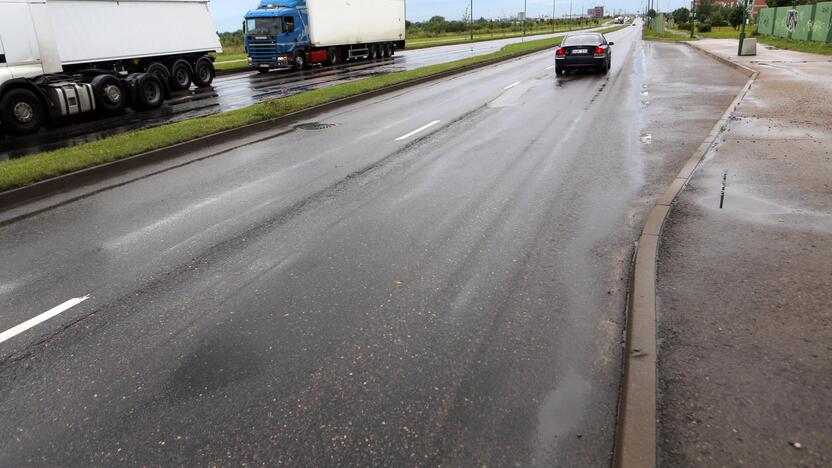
[0,26,626,192]
[405,23,603,49]
[643,28,698,42]
[211,50,250,73]
[756,36,832,56]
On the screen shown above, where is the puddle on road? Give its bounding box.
[534,373,591,462]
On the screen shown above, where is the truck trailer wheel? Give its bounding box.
[169,60,193,91]
[91,74,126,113]
[192,58,215,87]
[383,44,392,58]
[145,62,171,82]
[0,88,44,135]
[134,74,164,110]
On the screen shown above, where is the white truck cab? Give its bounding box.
[0,0,221,135]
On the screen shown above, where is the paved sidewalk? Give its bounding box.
[657,40,832,466]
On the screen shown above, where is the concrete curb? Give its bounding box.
[613,44,758,468]
[0,43,566,211]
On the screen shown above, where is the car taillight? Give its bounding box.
[594,46,605,55]
[556,47,566,56]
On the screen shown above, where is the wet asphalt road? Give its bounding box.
[0,26,608,161]
[0,24,748,466]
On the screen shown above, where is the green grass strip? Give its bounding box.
[755,36,832,56]
[643,28,698,42]
[0,25,626,192]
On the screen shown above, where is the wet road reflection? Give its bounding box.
[0,29,600,160]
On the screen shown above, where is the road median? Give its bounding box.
[0,26,627,206]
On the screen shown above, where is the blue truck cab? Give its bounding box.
[244,0,309,71]
[244,0,403,73]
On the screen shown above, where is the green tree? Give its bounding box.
[672,7,690,24]
[695,0,714,23]
[728,4,745,29]
[647,8,657,18]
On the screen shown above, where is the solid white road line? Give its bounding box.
[0,295,90,344]
[545,65,555,70]
[395,120,441,141]
[504,81,521,90]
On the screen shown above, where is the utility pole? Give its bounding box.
[470,0,474,41]
[553,0,556,33]
[737,0,749,55]
[569,0,572,30]
[523,0,527,38]
[690,0,696,38]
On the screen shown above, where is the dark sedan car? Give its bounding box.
[554,33,614,76]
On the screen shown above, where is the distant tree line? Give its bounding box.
[217,14,605,46]
[669,0,814,33]
[406,15,600,38]
[670,1,746,31]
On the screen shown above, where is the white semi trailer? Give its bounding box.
[0,0,222,135]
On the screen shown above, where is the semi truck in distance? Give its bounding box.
[244,0,406,72]
[0,0,222,135]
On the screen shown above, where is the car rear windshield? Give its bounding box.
[563,34,602,46]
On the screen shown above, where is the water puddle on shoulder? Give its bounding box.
[697,191,832,233]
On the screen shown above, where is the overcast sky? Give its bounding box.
[210,0,690,32]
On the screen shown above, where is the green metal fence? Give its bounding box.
[757,1,832,42]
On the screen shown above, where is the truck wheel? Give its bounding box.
[193,58,215,87]
[383,44,392,58]
[91,74,126,113]
[326,48,339,66]
[145,62,170,82]
[292,52,307,70]
[0,88,44,135]
[169,60,192,91]
[368,44,378,60]
[135,73,164,110]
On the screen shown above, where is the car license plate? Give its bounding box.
[572,49,588,54]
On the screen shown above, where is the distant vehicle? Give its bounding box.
[244,0,406,72]
[0,0,221,136]
[554,33,614,76]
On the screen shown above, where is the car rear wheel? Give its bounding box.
[555,66,565,76]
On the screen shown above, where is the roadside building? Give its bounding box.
[587,6,605,18]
